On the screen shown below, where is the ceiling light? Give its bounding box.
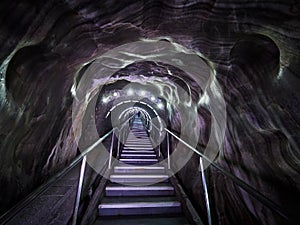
[102,96,109,103]
[127,88,134,96]
[140,90,146,96]
[157,102,164,109]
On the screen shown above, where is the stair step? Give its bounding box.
[122,150,155,154]
[126,137,149,139]
[128,131,147,133]
[125,142,150,144]
[110,174,168,183]
[124,143,152,145]
[94,215,190,225]
[119,158,158,165]
[121,153,156,156]
[126,138,151,140]
[127,136,148,138]
[105,184,175,196]
[114,165,165,174]
[124,143,153,148]
[98,202,181,216]
[123,147,153,150]
[121,154,157,159]
[127,134,149,136]
[102,196,178,203]
[125,137,150,139]
[119,158,158,162]
[96,118,188,222]
[127,134,149,137]
[126,137,150,139]
[99,197,181,216]
[124,146,153,149]
[126,136,148,137]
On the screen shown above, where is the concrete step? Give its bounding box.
[124,146,153,149]
[124,139,151,142]
[127,132,148,134]
[125,144,152,146]
[125,139,151,142]
[105,183,175,197]
[126,137,149,140]
[126,137,150,139]
[124,145,152,148]
[110,174,168,183]
[94,215,190,225]
[128,129,147,131]
[124,144,152,146]
[119,158,158,165]
[126,134,149,136]
[99,197,181,216]
[126,135,149,137]
[122,150,155,154]
[114,165,165,174]
[120,154,157,159]
[123,147,153,150]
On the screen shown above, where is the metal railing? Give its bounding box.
[6,114,293,225]
[148,121,211,224]
[71,129,113,225]
[71,115,134,225]
[147,118,297,225]
[0,122,122,225]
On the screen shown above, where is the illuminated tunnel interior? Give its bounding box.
[0,1,300,225]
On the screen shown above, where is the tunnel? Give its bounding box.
[0,0,300,225]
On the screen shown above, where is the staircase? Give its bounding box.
[94,115,190,224]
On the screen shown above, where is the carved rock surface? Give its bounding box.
[0,1,299,225]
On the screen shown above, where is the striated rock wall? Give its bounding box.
[0,0,299,224]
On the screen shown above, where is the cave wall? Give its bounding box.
[0,0,299,224]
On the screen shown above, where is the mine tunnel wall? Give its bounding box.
[0,1,299,224]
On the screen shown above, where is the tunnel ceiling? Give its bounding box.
[90,61,201,107]
[0,0,300,225]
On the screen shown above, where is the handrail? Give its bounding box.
[72,128,116,225]
[147,119,296,224]
[72,114,135,225]
[164,128,297,225]
[74,114,134,167]
[149,121,211,225]
[0,115,135,225]
[0,128,113,225]
[199,157,212,225]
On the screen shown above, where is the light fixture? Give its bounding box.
[140,90,146,96]
[127,88,134,96]
[150,96,156,101]
[113,91,118,97]
[157,102,164,109]
[102,96,109,103]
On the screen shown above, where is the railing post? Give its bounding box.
[117,132,121,158]
[108,132,115,169]
[200,157,212,225]
[158,144,161,157]
[167,132,170,170]
[72,155,87,225]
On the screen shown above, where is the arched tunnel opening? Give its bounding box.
[0,1,300,225]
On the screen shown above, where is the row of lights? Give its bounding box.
[102,89,164,109]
